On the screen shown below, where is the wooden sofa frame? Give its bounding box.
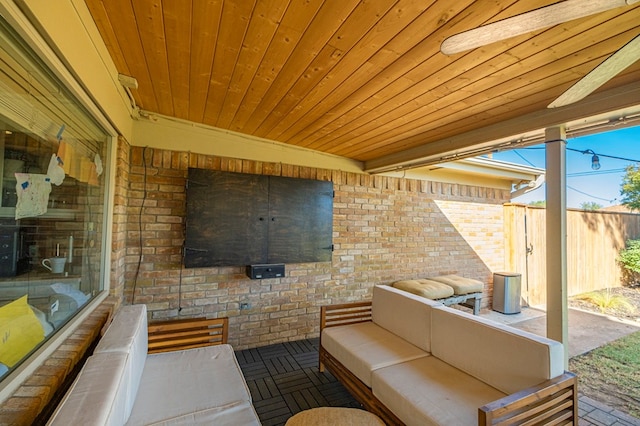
[147,317,228,354]
[319,302,578,426]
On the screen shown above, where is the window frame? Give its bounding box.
[0,2,117,402]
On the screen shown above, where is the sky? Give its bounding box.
[489,125,640,209]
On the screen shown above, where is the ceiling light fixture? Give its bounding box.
[118,74,138,89]
[118,74,139,111]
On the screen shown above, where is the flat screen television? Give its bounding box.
[184,168,333,268]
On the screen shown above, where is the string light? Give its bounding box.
[581,149,601,170]
[561,148,640,170]
[523,146,640,167]
[508,146,639,205]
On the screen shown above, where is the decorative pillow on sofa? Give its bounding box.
[427,275,483,295]
[392,279,454,299]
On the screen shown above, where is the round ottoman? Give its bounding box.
[285,407,385,425]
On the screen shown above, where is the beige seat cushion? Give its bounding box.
[372,357,506,426]
[127,345,259,425]
[427,275,483,295]
[392,279,454,299]
[321,321,429,387]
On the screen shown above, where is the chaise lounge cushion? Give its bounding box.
[126,344,259,425]
[94,305,148,417]
[430,305,564,394]
[134,402,261,425]
[371,285,440,352]
[391,279,454,300]
[372,356,506,426]
[427,275,483,295]
[321,321,429,387]
[48,352,130,426]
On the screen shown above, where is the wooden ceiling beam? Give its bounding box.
[337,42,639,160]
[364,82,640,173]
[224,0,323,132]
[267,0,483,144]
[301,12,637,155]
[235,0,363,135]
[187,0,223,123]
[363,66,640,162]
[132,0,173,115]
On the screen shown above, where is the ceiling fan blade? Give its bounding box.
[441,0,637,55]
[548,34,640,108]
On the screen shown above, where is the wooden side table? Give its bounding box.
[285,407,385,425]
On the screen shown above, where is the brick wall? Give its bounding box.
[125,146,511,350]
[435,199,507,305]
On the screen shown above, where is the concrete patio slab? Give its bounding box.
[486,307,640,357]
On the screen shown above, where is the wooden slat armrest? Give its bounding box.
[148,317,229,354]
[320,301,373,330]
[478,371,578,426]
[319,301,372,374]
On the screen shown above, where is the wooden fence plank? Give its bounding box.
[504,204,640,306]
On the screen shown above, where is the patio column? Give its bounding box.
[545,126,568,367]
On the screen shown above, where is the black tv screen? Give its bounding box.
[185,168,333,267]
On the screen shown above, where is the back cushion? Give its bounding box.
[94,304,148,422]
[431,306,564,394]
[48,352,129,426]
[371,285,439,352]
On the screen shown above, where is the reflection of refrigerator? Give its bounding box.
[0,225,19,277]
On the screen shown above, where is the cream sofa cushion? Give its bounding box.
[427,274,483,294]
[139,401,261,425]
[321,321,428,387]
[372,356,506,426]
[392,279,454,299]
[94,304,148,419]
[431,305,564,394]
[126,345,259,425]
[371,285,439,352]
[48,352,130,426]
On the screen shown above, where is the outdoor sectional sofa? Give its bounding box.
[47,304,260,425]
[320,285,578,425]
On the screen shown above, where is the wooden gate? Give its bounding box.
[504,204,640,306]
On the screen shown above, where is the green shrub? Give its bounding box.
[618,239,640,278]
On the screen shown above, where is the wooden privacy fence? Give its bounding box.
[504,204,640,307]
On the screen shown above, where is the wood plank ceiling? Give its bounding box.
[84,0,640,169]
